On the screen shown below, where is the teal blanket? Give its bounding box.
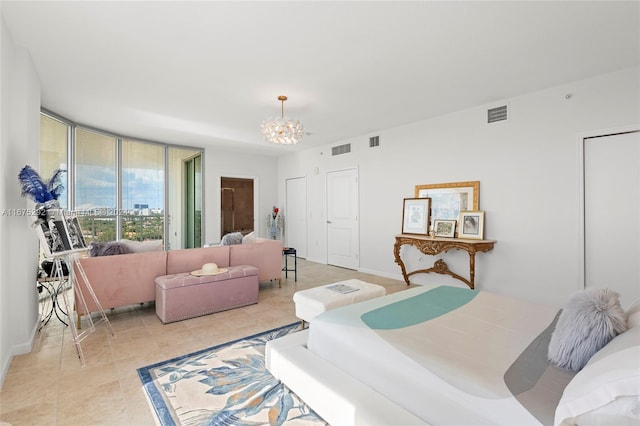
[361,285,478,329]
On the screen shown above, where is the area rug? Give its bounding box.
[137,322,326,426]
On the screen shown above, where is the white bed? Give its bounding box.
[266,283,640,426]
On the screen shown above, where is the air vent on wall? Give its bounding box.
[332,143,351,156]
[369,136,380,148]
[487,105,508,123]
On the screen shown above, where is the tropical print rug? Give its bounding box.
[137,322,326,426]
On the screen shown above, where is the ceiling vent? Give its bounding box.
[487,105,508,123]
[369,136,380,148]
[332,143,351,156]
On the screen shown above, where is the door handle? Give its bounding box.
[327,220,332,224]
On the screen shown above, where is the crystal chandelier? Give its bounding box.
[261,96,304,145]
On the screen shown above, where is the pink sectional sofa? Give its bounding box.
[74,238,283,318]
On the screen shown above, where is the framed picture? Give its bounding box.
[36,209,87,257]
[36,209,73,257]
[62,210,87,250]
[458,210,485,240]
[414,181,479,223]
[402,198,431,235]
[433,219,457,238]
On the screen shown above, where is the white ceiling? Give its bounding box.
[2,1,639,156]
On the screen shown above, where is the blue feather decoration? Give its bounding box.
[18,165,66,204]
[47,169,65,200]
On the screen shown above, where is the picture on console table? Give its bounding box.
[414,181,479,222]
[402,197,431,235]
[458,210,485,240]
[434,219,457,238]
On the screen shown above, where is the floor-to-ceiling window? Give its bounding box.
[121,139,164,242]
[75,128,118,242]
[39,110,204,249]
[39,114,69,208]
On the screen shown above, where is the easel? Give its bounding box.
[50,250,115,366]
[35,208,115,366]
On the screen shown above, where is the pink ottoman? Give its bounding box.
[155,265,259,324]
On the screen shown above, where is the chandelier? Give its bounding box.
[261,96,304,145]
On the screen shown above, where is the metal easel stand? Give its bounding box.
[54,251,115,366]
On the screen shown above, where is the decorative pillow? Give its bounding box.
[554,325,640,425]
[548,288,627,371]
[89,241,133,257]
[221,232,243,246]
[626,299,640,328]
[120,239,163,253]
[242,231,256,244]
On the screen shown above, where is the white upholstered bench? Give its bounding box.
[293,279,386,325]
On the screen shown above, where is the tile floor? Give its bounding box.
[0,258,409,425]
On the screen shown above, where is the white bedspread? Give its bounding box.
[307,284,572,425]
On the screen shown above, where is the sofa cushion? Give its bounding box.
[121,239,163,253]
[165,246,230,275]
[242,231,256,244]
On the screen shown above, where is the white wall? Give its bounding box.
[204,150,278,244]
[278,66,640,308]
[0,16,42,386]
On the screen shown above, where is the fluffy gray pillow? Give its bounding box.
[220,232,243,246]
[89,241,133,257]
[548,288,628,371]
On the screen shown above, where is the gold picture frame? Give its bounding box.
[433,219,457,238]
[414,180,479,224]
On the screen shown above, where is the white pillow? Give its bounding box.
[120,239,163,253]
[626,298,640,328]
[220,232,243,246]
[570,396,640,426]
[554,325,640,426]
[242,231,256,244]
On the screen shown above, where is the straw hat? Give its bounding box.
[191,263,228,276]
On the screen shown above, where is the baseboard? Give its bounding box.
[356,266,404,282]
[0,320,37,389]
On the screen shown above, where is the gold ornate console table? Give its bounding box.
[393,234,496,289]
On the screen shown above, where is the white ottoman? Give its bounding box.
[293,279,386,324]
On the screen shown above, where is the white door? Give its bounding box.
[285,177,307,258]
[327,168,359,269]
[584,130,640,305]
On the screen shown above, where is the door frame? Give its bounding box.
[326,166,360,269]
[219,174,259,237]
[578,125,640,289]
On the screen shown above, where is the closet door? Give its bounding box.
[584,130,639,305]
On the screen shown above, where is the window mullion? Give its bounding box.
[116,137,123,241]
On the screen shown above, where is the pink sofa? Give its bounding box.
[74,238,283,317]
